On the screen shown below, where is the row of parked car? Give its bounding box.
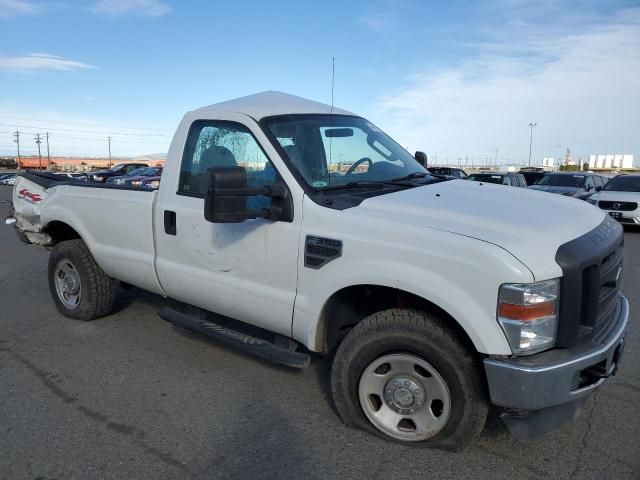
[2,162,164,190]
[425,165,639,227]
[0,173,17,186]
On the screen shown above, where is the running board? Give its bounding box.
[158,307,311,369]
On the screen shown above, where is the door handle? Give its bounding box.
[164,210,177,235]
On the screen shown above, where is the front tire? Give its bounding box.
[48,239,115,320]
[331,308,488,450]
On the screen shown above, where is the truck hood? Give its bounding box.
[528,185,582,195]
[355,179,605,279]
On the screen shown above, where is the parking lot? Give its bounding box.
[1,185,638,480]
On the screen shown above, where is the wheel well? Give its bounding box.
[45,221,81,244]
[318,285,477,355]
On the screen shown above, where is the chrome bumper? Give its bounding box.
[484,293,629,411]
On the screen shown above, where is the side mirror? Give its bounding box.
[204,166,293,223]
[414,151,428,167]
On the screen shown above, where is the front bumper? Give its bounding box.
[603,210,640,225]
[484,292,628,412]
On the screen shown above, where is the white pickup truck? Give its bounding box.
[11,92,629,450]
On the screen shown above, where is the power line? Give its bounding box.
[0,114,174,131]
[0,122,171,137]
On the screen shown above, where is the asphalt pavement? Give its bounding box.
[1,186,638,480]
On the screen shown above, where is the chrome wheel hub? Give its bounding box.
[54,260,82,310]
[358,353,451,441]
[384,376,425,414]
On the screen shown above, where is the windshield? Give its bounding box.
[537,174,585,188]
[124,167,146,177]
[140,167,161,176]
[602,175,640,192]
[468,174,504,184]
[263,115,428,189]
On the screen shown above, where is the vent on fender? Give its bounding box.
[305,236,342,269]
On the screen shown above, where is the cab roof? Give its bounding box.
[189,91,355,120]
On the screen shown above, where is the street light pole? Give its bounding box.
[528,123,537,166]
[108,136,112,168]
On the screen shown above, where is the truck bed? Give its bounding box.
[12,171,164,295]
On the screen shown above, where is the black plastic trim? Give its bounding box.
[304,235,342,269]
[554,216,623,347]
[21,171,154,192]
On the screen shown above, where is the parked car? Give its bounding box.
[129,167,163,187]
[426,167,468,179]
[55,172,88,181]
[587,174,640,226]
[528,172,606,199]
[518,168,546,186]
[467,172,527,187]
[11,91,628,449]
[106,167,148,185]
[139,174,162,189]
[0,174,17,185]
[90,163,149,183]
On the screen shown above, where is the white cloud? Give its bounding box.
[375,7,640,165]
[0,0,38,17]
[0,54,95,72]
[89,0,169,17]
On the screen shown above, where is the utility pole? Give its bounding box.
[45,132,51,170]
[35,133,43,170]
[528,123,537,166]
[108,136,112,168]
[13,130,21,171]
[494,148,498,167]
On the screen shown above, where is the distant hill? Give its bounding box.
[130,153,166,161]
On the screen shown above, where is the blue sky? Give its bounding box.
[0,0,638,165]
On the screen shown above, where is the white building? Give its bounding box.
[542,157,557,168]
[588,154,634,169]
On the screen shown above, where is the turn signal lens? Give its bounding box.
[497,279,560,355]
[498,301,555,320]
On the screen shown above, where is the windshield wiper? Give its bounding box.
[320,181,387,191]
[390,172,429,182]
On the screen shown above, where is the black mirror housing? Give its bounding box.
[415,151,428,167]
[204,166,293,224]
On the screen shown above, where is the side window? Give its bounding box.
[179,121,277,198]
[593,176,603,188]
[585,176,595,190]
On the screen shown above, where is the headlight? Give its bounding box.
[587,198,597,205]
[132,180,142,186]
[149,180,160,189]
[93,175,104,181]
[497,279,560,355]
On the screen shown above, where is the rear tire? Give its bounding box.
[331,308,488,451]
[48,239,115,320]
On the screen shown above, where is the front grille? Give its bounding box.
[598,200,638,211]
[555,216,624,347]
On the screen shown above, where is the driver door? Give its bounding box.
[154,115,302,337]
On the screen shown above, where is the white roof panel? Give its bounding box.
[189,91,355,120]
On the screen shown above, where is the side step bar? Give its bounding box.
[158,307,311,369]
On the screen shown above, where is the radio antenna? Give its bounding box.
[330,57,335,115]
